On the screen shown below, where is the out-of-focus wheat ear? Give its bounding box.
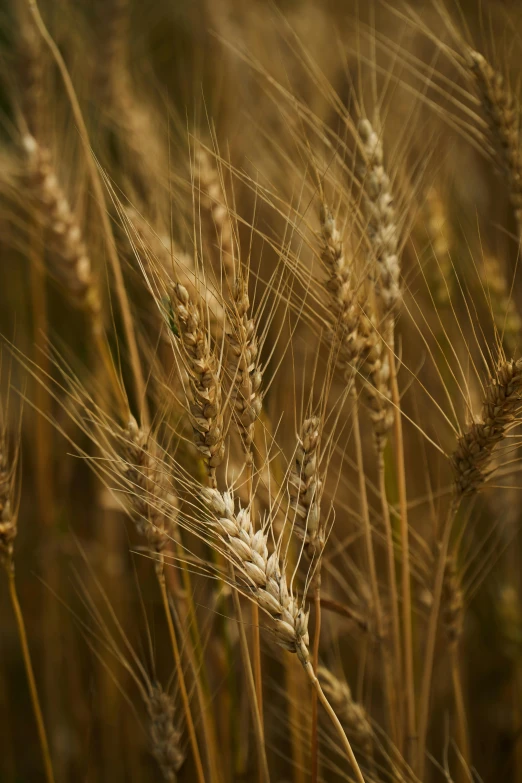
[0,422,17,576]
[317,667,374,760]
[227,271,263,463]
[0,403,55,783]
[195,146,235,283]
[147,684,185,782]
[22,133,129,418]
[95,0,130,104]
[426,186,453,308]
[442,554,471,779]
[442,555,464,650]
[22,135,102,328]
[26,0,147,420]
[481,254,521,358]
[451,359,522,497]
[170,283,225,487]
[18,10,46,140]
[358,118,401,328]
[467,49,522,241]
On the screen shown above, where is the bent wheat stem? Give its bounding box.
[303,662,366,783]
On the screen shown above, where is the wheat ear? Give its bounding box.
[468,49,522,241]
[442,554,471,779]
[202,488,367,783]
[358,117,415,763]
[289,416,323,782]
[116,417,206,783]
[319,204,362,376]
[451,359,522,496]
[317,667,374,758]
[196,147,235,282]
[227,272,263,460]
[358,119,400,320]
[27,0,148,421]
[170,283,225,486]
[319,204,400,742]
[23,135,101,323]
[419,359,522,774]
[147,684,185,782]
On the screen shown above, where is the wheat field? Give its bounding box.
[1,1,522,781]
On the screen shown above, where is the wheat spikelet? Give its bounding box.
[121,417,174,555]
[289,417,323,561]
[317,667,373,757]
[22,135,101,326]
[358,119,400,318]
[319,204,362,377]
[451,359,522,496]
[147,684,185,782]
[468,49,522,237]
[170,283,225,485]
[226,272,262,460]
[359,313,394,449]
[201,487,310,663]
[195,147,235,281]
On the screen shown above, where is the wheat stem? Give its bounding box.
[450,645,471,781]
[158,568,206,783]
[7,571,55,783]
[304,662,366,783]
[389,346,417,766]
[351,388,398,743]
[377,448,403,749]
[310,588,321,783]
[418,501,458,777]
[229,565,270,783]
